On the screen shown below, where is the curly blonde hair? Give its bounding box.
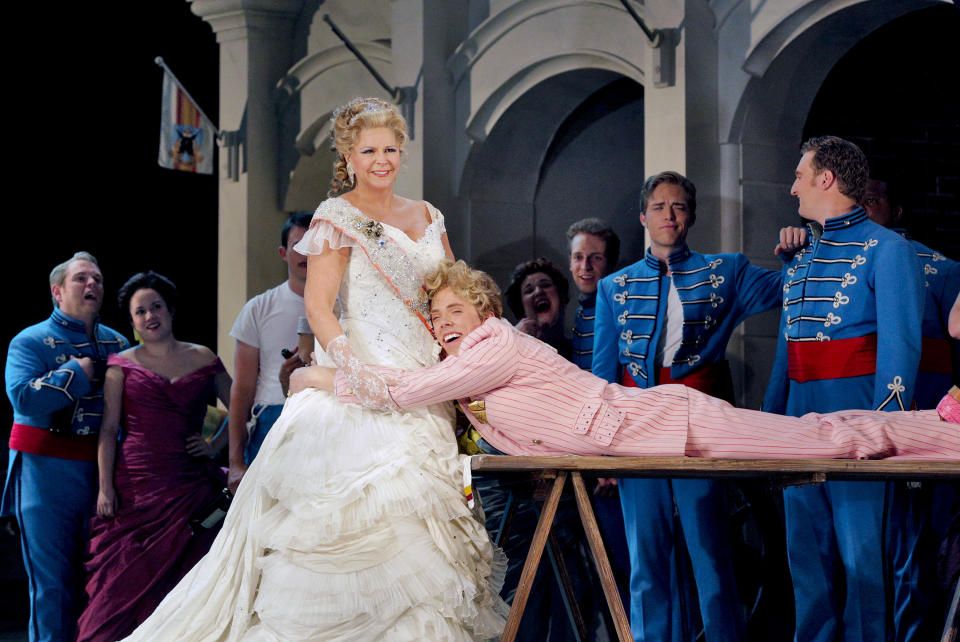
[424,259,503,320]
[327,97,408,197]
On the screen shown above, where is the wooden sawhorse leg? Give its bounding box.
[943,574,959,642]
[501,471,567,641]
[571,471,632,642]
[499,470,632,642]
[491,477,588,640]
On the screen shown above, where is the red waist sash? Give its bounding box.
[919,337,952,375]
[623,360,735,404]
[787,334,876,383]
[9,423,98,461]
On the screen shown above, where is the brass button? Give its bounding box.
[531,439,541,445]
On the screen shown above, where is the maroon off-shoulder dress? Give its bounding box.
[77,354,227,642]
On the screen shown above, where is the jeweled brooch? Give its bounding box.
[355,217,384,240]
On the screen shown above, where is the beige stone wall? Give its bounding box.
[197,0,939,405]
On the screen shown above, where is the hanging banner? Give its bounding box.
[157,59,215,175]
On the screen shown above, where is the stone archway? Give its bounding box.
[803,4,960,259]
[726,0,944,254]
[443,0,651,279]
[456,69,644,324]
[718,0,943,408]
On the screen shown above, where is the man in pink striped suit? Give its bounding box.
[291,259,960,464]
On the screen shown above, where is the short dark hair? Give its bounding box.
[640,171,697,218]
[118,271,178,318]
[566,218,621,268]
[800,136,869,204]
[281,212,314,248]
[504,258,570,319]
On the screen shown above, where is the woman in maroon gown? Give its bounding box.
[77,272,231,642]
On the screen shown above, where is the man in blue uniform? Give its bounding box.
[862,173,960,641]
[568,218,620,371]
[862,175,959,407]
[593,171,782,641]
[2,252,128,641]
[763,138,924,641]
[565,217,633,613]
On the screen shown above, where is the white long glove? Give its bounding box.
[326,335,399,411]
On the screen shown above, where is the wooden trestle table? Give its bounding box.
[470,455,960,642]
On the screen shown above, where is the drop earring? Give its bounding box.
[347,162,355,181]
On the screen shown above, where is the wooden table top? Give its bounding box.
[471,455,960,481]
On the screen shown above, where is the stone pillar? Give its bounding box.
[719,143,742,254]
[683,0,720,255]
[420,0,468,218]
[391,0,424,200]
[642,0,686,256]
[642,2,686,179]
[189,0,302,372]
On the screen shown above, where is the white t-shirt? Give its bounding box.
[229,282,305,405]
[655,277,683,368]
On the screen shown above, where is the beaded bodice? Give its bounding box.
[332,199,446,369]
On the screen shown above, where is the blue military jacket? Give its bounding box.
[763,208,923,416]
[571,292,597,371]
[5,307,128,436]
[895,229,960,409]
[593,245,781,387]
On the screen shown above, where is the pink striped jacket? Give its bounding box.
[335,318,960,460]
[336,318,685,456]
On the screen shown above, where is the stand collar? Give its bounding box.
[823,206,868,232]
[50,307,94,333]
[644,244,691,273]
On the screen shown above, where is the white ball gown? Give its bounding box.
[125,197,507,641]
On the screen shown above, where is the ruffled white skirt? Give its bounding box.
[124,386,507,641]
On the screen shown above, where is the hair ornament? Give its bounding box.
[347,100,390,127]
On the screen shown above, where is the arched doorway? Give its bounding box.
[803,4,960,259]
[458,69,644,324]
[721,0,945,408]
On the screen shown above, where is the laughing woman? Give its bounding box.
[77,271,231,642]
[504,258,571,359]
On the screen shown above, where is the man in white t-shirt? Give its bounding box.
[227,212,311,492]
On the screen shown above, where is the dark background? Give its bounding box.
[3,4,219,448]
[804,4,960,259]
[2,3,218,631]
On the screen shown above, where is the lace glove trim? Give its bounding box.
[326,335,399,412]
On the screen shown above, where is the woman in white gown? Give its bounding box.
[125,98,507,641]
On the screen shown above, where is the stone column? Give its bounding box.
[420,0,468,218]
[189,0,302,371]
[390,0,424,200]
[641,0,685,256]
[642,2,685,179]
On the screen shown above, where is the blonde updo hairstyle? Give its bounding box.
[424,259,503,320]
[327,97,408,197]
